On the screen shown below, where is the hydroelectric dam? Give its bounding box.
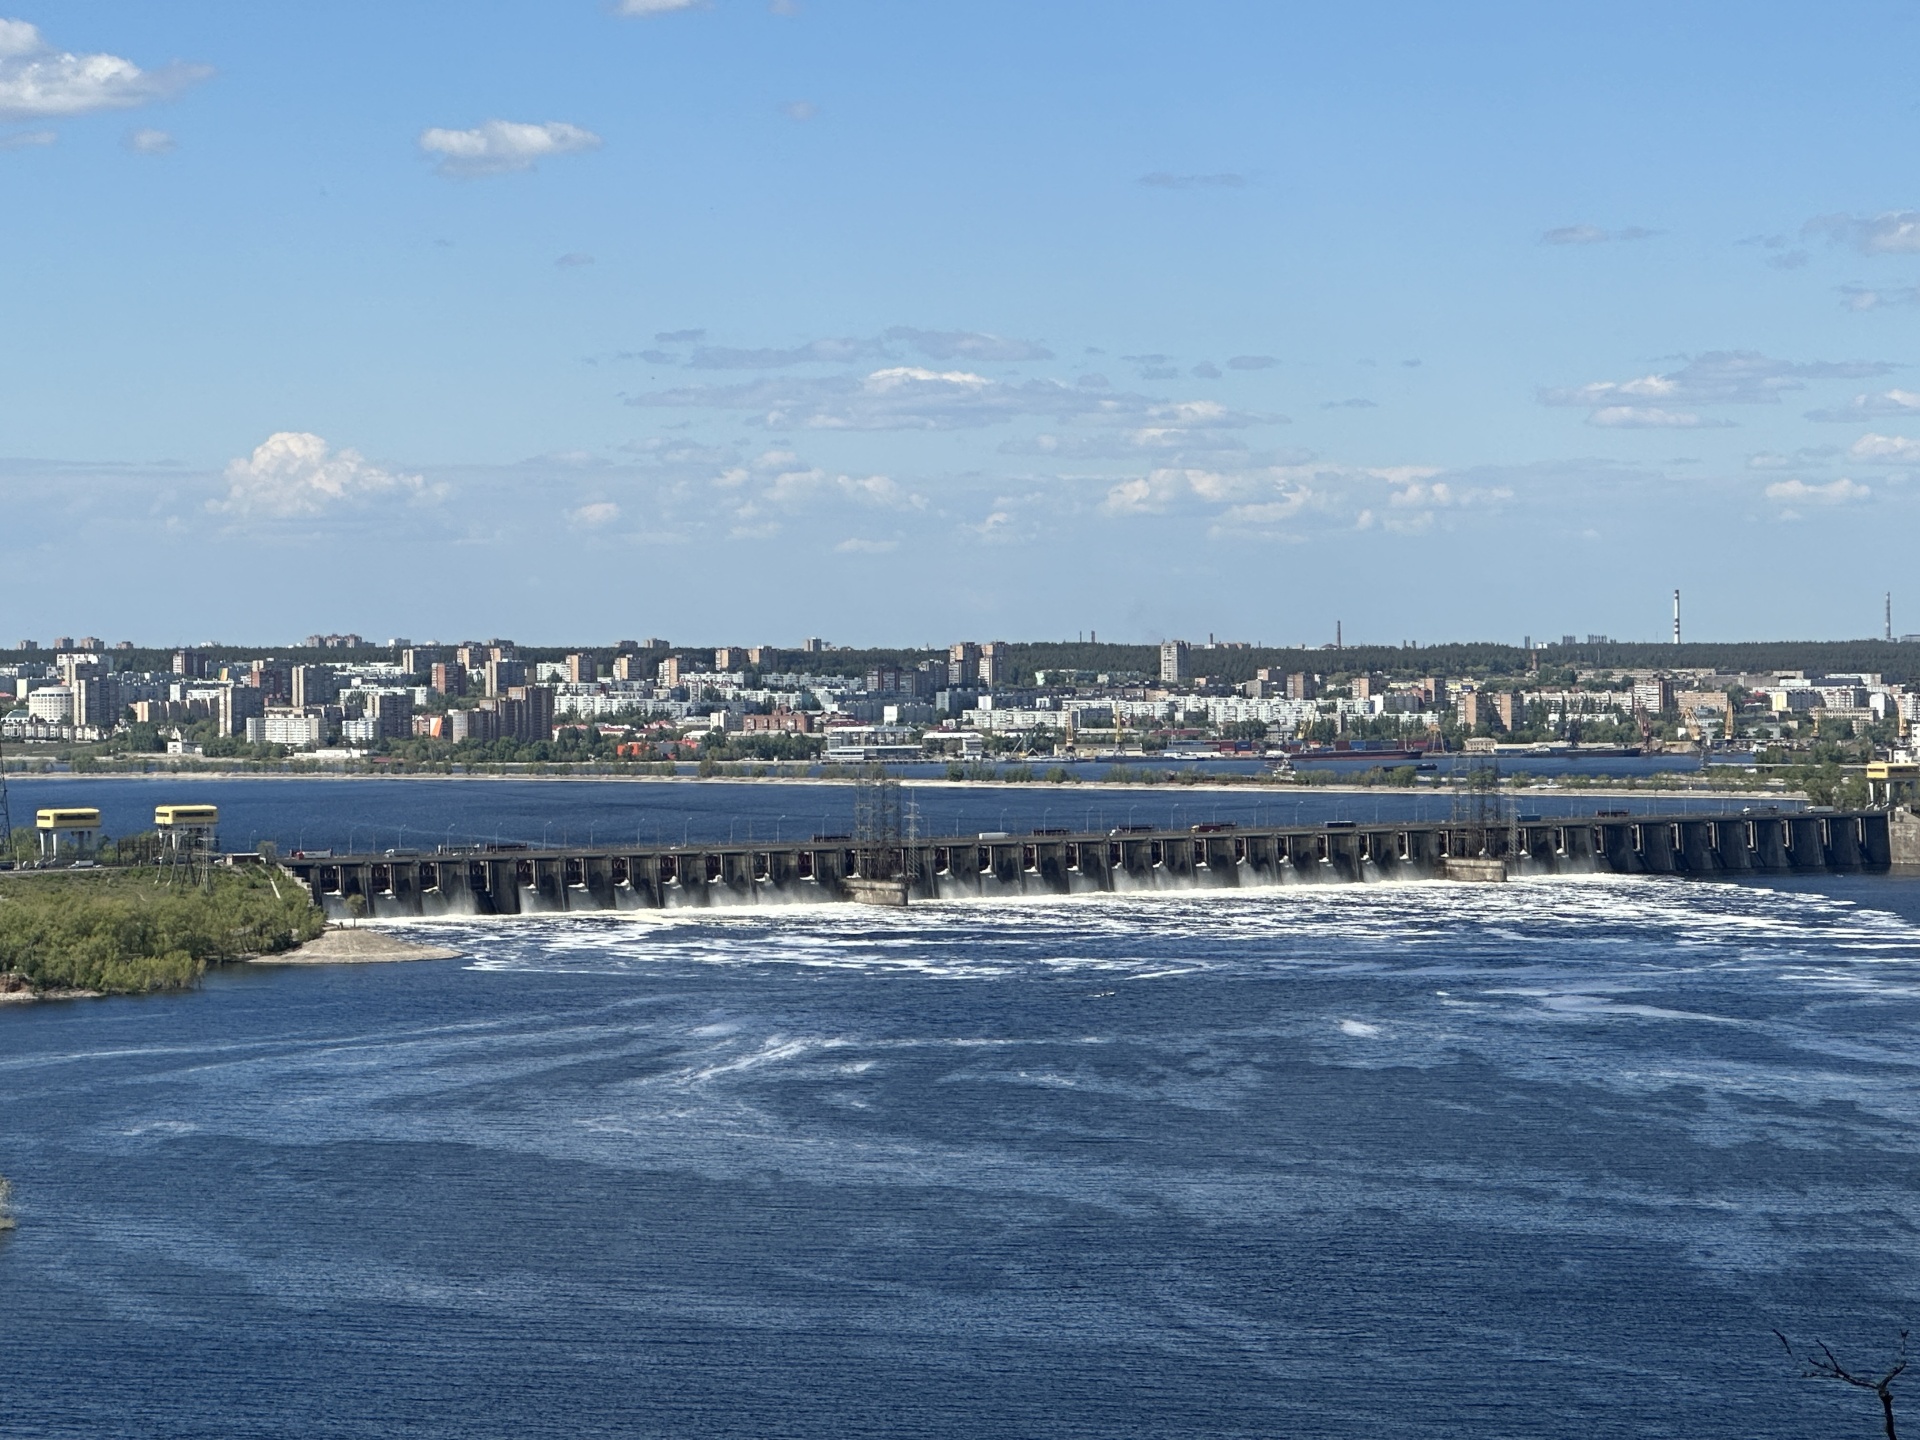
[284,807,1918,920]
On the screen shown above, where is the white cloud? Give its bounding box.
[1805,209,1920,255]
[637,364,1270,432]
[568,501,620,527]
[216,432,432,518]
[617,0,706,13]
[1848,433,1920,463]
[1587,405,1726,429]
[125,126,173,154]
[834,537,898,553]
[1805,389,1920,422]
[781,100,817,122]
[418,120,601,177]
[1543,351,1893,415]
[1764,477,1870,505]
[0,19,209,122]
[0,125,52,149]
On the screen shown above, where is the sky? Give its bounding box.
[3,1,1919,649]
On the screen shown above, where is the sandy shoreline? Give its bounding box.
[250,927,465,965]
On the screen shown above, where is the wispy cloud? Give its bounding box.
[0,19,210,122]
[1849,433,1920,463]
[617,0,707,14]
[1322,398,1377,410]
[555,252,595,268]
[1764,477,1870,505]
[419,119,601,177]
[631,365,1279,432]
[568,501,620,527]
[1839,283,1920,311]
[1227,354,1277,370]
[1804,209,1920,256]
[1540,224,1657,245]
[780,100,817,122]
[1542,351,1893,415]
[0,124,52,149]
[1805,388,1920,422]
[1587,405,1729,429]
[886,326,1053,362]
[125,126,173,154]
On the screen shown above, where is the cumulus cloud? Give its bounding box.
[1805,388,1920,422]
[0,19,210,122]
[1139,171,1245,189]
[1849,433,1920,463]
[1540,224,1657,245]
[1805,210,1920,255]
[216,433,433,518]
[1764,477,1870,505]
[125,126,173,154]
[418,120,601,177]
[1542,351,1893,415]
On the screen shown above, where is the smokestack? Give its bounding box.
[1672,589,1681,645]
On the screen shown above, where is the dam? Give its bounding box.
[283,807,1912,920]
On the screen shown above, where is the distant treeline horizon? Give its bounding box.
[6,638,1920,687]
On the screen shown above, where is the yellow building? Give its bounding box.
[154,804,220,852]
[1866,762,1920,808]
[34,807,100,860]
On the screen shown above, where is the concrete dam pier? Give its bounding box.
[285,809,1904,920]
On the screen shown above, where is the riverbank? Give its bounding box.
[0,867,325,998]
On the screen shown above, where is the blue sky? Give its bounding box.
[3,1,1919,648]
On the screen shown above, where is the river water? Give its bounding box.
[3,782,1917,1439]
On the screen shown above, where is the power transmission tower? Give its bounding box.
[852,764,902,882]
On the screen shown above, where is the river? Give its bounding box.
[2,781,1914,1439]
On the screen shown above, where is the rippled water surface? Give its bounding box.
[7,873,1920,1438]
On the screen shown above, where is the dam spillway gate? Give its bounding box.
[284,810,1899,921]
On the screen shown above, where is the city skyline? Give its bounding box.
[3,3,1919,642]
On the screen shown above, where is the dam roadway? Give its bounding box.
[284,807,1916,919]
